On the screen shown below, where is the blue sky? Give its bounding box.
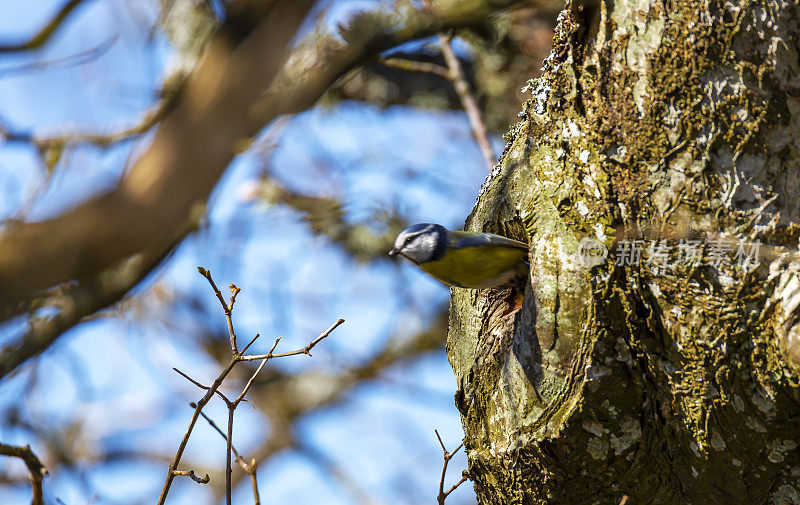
[0,2,498,504]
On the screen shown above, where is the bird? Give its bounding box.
[388,223,529,288]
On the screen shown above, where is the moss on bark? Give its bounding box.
[447,0,800,503]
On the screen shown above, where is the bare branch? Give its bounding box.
[225,405,234,505]
[240,319,345,361]
[233,346,274,405]
[158,353,241,505]
[191,403,245,464]
[436,32,495,170]
[0,442,48,505]
[0,0,93,53]
[172,367,232,404]
[159,272,343,505]
[434,430,467,505]
[0,239,185,381]
[442,475,469,501]
[192,403,261,505]
[198,267,240,353]
[247,458,261,505]
[378,56,451,79]
[0,35,117,79]
[0,0,316,322]
[222,326,325,505]
[0,96,173,149]
[218,308,449,500]
[171,469,210,484]
[240,333,261,355]
[173,367,211,391]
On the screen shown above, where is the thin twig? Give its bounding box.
[0,35,118,79]
[226,406,235,505]
[378,56,450,79]
[172,367,232,403]
[224,337,277,505]
[198,267,240,353]
[248,458,261,505]
[0,0,93,52]
[215,309,448,501]
[434,430,468,505]
[173,367,211,391]
[191,403,245,464]
[160,270,343,505]
[234,349,274,405]
[240,319,345,361]
[158,357,239,505]
[192,403,261,505]
[377,30,495,171]
[171,469,210,484]
[436,32,495,170]
[0,91,174,151]
[0,442,48,505]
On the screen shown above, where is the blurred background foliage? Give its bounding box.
[0,1,555,504]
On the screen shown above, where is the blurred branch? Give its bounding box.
[330,6,559,132]
[0,238,185,381]
[378,56,450,79]
[0,95,174,149]
[0,0,529,376]
[329,53,466,110]
[0,0,315,318]
[0,442,48,505]
[436,32,495,170]
[0,0,93,53]
[258,177,406,262]
[297,442,383,505]
[0,0,316,378]
[251,0,533,124]
[0,35,117,79]
[379,31,495,171]
[380,31,495,170]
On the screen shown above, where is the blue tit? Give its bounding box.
[388,223,529,288]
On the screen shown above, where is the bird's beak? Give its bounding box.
[388,248,399,256]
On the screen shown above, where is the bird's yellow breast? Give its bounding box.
[419,245,527,288]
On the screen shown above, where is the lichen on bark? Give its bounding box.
[446,0,800,503]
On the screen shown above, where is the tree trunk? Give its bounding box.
[447,0,800,503]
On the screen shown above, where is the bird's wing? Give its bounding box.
[450,230,529,251]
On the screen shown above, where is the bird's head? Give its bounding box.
[389,223,448,264]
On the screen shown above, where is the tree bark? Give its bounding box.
[447,0,800,503]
